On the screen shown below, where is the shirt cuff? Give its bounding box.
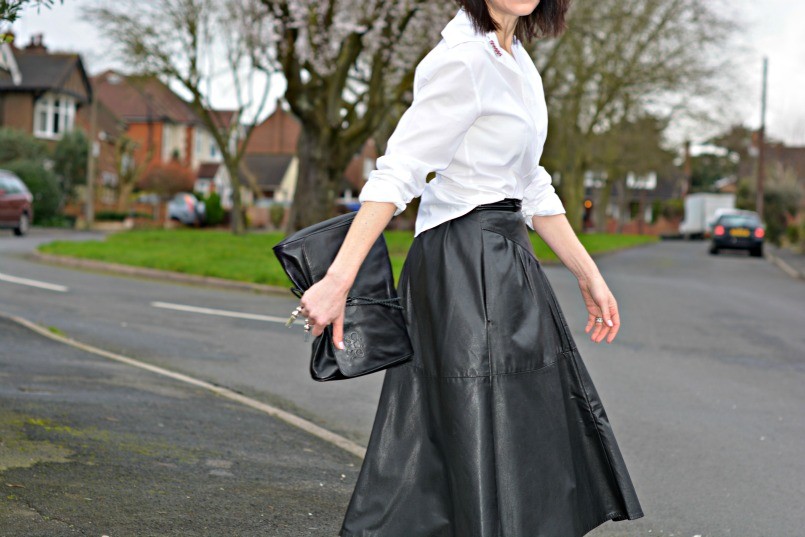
[358,174,408,216]
[521,166,566,231]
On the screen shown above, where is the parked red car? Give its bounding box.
[0,170,34,236]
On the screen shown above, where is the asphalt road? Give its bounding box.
[0,317,357,536]
[1,229,804,536]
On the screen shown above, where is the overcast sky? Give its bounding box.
[9,0,805,147]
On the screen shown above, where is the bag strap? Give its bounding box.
[289,286,404,310]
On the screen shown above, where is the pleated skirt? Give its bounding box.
[339,198,644,537]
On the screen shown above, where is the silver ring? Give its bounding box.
[595,317,604,323]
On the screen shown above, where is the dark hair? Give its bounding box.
[455,0,571,44]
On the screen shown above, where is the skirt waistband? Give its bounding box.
[470,198,522,212]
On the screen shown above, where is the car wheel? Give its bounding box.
[750,245,763,257]
[13,213,29,237]
[709,245,719,255]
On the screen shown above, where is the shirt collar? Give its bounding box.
[441,7,524,76]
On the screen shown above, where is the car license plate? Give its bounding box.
[730,228,751,237]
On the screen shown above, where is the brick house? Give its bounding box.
[243,98,378,208]
[93,70,249,209]
[0,35,124,203]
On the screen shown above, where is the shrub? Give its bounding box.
[0,128,48,164]
[4,160,62,223]
[203,192,225,226]
[786,223,800,246]
[137,161,195,198]
[270,203,285,228]
[95,211,129,222]
[52,129,88,201]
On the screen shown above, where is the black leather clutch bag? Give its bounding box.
[272,211,414,381]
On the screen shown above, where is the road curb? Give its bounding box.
[32,252,291,296]
[0,311,367,461]
[765,250,805,281]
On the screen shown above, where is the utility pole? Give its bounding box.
[756,57,768,218]
[683,140,692,197]
[84,92,98,229]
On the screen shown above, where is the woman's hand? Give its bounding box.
[578,274,620,344]
[298,272,352,349]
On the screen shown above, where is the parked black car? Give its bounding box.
[709,211,764,257]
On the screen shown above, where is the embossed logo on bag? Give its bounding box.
[343,331,365,362]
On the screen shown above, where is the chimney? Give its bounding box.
[25,33,47,54]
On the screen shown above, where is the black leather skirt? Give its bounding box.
[339,198,644,537]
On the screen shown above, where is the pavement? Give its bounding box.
[765,243,805,280]
[0,317,358,537]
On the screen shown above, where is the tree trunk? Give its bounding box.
[616,177,628,234]
[116,182,135,213]
[224,157,245,235]
[286,126,339,233]
[595,176,614,233]
[561,169,584,233]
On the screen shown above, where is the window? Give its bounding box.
[719,215,760,227]
[33,93,75,139]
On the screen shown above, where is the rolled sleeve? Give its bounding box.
[521,165,565,230]
[358,53,481,216]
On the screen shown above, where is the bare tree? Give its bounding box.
[86,0,274,234]
[590,112,675,232]
[529,0,739,231]
[253,0,456,232]
[113,134,151,212]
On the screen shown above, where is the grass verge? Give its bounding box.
[39,229,658,288]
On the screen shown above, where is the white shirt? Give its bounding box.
[358,6,566,237]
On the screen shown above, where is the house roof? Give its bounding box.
[92,70,200,125]
[197,162,221,180]
[210,109,237,131]
[0,40,92,102]
[240,154,293,190]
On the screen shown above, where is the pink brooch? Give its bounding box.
[489,39,502,57]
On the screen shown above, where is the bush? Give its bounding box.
[137,161,195,198]
[737,175,801,246]
[660,198,685,220]
[4,159,62,223]
[203,192,225,226]
[0,128,48,164]
[36,215,76,228]
[52,129,88,201]
[270,203,285,228]
[95,210,129,222]
[786,223,800,246]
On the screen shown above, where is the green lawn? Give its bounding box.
[39,229,657,288]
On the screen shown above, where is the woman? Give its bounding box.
[297,1,644,535]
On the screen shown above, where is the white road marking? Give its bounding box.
[1,312,366,460]
[151,301,289,324]
[0,272,69,293]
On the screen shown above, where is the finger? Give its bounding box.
[332,310,345,350]
[585,313,595,333]
[311,319,324,338]
[592,306,610,343]
[602,300,615,328]
[590,317,602,340]
[606,310,621,343]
